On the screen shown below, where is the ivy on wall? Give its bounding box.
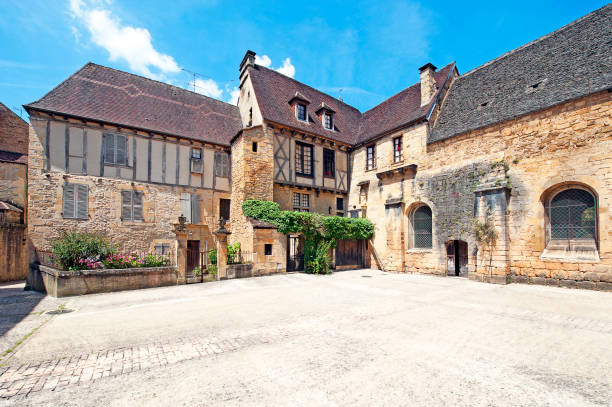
[242,199,374,274]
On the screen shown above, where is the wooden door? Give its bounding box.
[187,240,200,274]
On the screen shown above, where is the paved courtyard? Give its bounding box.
[0,270,611,406]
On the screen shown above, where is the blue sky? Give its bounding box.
[0,0,607,119]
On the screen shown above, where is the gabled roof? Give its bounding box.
[359,63,455,144]
[24,63,242,146]
[248,63,455,145]
[430,4,612,143]
[248,65,363,144]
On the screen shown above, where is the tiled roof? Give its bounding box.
[24,63,242,146]
[0,201,22,212]
[359,63,455,144]
[248,64,455,145]
[430,4,612,143]
[0,150,27,164]
[248,65,363,144]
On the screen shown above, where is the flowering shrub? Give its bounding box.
[51,231,116,270]
[141,253,170,267]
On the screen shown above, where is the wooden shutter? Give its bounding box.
[133,191,143,220]
[62,183,76,218]
[115,135,127,165]
[191,194,201,224]
[76,184,89,220]
[215,152,229,177]
[180,192,191,223]
[121,190,132,220]
[103,134,114,164]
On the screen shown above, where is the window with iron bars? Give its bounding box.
[413,205,432,248]
[547,188,597,242]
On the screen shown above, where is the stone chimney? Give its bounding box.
[239,50,256,80]
[419,63,437,107]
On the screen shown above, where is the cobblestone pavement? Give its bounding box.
[0,330,288,398]
[0,270,611,406]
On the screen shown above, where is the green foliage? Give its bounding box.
[207,264,217,277]
[208,249,217,265]
[192,266,202,277]
[472,211,499,276]
[242,199,374,274]
[51,231,117,270]
[141,253,170,267]
[227,242,241,264]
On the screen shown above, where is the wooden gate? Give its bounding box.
[187,240,200,275]
[335,239,366,270]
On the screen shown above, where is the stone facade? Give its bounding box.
[348,90,612,289]
[27,113,230,267]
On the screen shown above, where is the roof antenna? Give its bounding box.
[338,88,343,102]
[181,68,210,92]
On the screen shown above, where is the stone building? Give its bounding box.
[23,5,612,289]
[0,102,29,281]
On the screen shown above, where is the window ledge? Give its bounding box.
[407,248,433,253]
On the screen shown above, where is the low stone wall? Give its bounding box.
[509,274,612,291]
[224,264,254,279]
[35,265,177,297]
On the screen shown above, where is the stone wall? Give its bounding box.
[27,120,229,264]
[0,162,26,211]
[349,90,612,289]
[229,126,274,252]
[0,104,28,155]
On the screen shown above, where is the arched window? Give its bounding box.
[413,206,432,248]
[548,188,597,242]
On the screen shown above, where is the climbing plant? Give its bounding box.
[471,210,498,278]
[242,199,374,274]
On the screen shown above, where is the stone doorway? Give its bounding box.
[187,240,200,275]
[287,235,304,272]
[446,240,468,277]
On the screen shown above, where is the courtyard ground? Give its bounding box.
[0,269,611,406]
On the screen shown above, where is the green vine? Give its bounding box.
[242,199,374,274]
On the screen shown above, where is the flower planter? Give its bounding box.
[34,264,178,297]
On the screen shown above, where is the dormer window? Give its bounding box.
[323,113,333,130]
[296,103,307,122]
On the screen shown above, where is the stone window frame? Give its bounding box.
[392,136,403,163]
[293,192,310,212]
[264,244,273,256]
[154,243,171,256]
[541,183,599,262]
[407,203,434,251]
[121,189,144,222]
[365,144,376,171]
[62,183,89,220]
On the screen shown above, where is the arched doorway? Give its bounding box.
[446,240,468,276]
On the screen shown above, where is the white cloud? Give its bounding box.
[189,78,223,98]
[227,86,240,105]
[276,58,295,78]
[69,0,180,79]
[254,54,271,67]
[255,54,295,78]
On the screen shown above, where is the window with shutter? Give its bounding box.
[62,183,88,219]
[76,184,89,219]
[180,192,191,223]
[62,184,75,218]
[121,190,133,220]
[191,194,201,224]
[190,148,203,173]
[132,191,143,221]
[103,133,128,166]
[323,149,335,178]
[214,152,229,177]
